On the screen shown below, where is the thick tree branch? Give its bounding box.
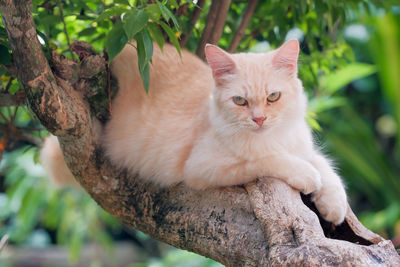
[0,0,89,137]
[196,0,231,59]
[245,179,400,265]
[227,0,258,53]
[2,1,400,266]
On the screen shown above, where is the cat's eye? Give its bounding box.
[232,96,248,106]
[267,92,281,102]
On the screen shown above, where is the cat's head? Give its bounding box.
[205,40,307,136]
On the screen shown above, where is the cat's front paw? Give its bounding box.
[287,162,322,194]
[313,184,347,225]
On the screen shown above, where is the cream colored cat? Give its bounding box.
[41,40,348,224]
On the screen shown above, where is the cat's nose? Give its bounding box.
[252,116,266,127]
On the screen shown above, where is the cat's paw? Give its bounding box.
[313,184,347,225]
[287,163,322,194]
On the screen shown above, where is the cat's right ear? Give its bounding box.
[205,44,236,84]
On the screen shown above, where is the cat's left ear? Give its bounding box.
[272,39,299,75]
[205,44,236,84]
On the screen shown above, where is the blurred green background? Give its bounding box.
[0,0,400,266]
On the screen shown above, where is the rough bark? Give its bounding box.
[196,0,231,59]
[179,0,205,48]
[1,1,400,266]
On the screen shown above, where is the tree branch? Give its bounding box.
[0,92,25,106]
[0,0,89,137]
[196,0,231,59]
[1,1,400,266]
[0,124,42,146]
[245,179,400,265]
[179,0,205,48]
[227,0,258,53]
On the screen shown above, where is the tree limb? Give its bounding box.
[1,1,400,266]
[196,0,231,59]
[245,179,400,265]
[0,92,25,106]
[227,0,258,53]
[179,0,205,48]
[0,0,89,137]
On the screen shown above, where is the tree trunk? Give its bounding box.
[1,1,399,266]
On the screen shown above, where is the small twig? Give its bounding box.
[0,124,42,147]
[18,131,42,146]
[0,134,7,163]
[4,77,14,92]
[328,16,342,42]
[227,0,258,53]
[0,64,17,77]
[392,234,400,248]
[0,234,9,253]
[179,0,205,47]
[57,0,73,57]
[0,111,9,123]
[10,106,19,122]
[107,66,112,115]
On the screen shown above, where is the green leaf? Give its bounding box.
[135,29,153,69]
[95,6,129,23]
[140,62,150,92]
[145,4,162,21]
[114,0,130,4]
[159,21,181,57]
[40,15,61,26]
[135,29,153,92]
[147,23,165,50]
[320,63,377,94]
[105,21,128,62]
[0,26,8,39]
[167,0,179,9]
[0,45,11,65]
[156,1,179,29]
[8,81,19,95]
[77,27,97,37]
[308,96,347,114]
[123,9,149,40]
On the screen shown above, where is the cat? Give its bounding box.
[41,39,348,225]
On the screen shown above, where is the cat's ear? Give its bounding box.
[272,39,299,75]
[205,44,236,84]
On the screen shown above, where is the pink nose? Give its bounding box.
[252,116,266,127]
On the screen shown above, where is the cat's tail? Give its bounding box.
[40,135,80,188]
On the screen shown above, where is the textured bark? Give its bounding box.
[1,1,400,266]
[196,0,231,59]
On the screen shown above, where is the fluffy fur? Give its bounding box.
[41,40,348,224]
